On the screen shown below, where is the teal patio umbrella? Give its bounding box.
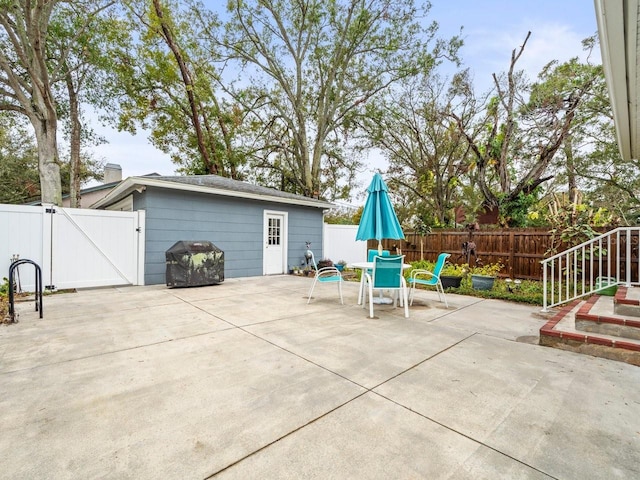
[356,173,405,254]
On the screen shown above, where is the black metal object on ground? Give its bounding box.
[8,259,43,323]
[165,241,224,288]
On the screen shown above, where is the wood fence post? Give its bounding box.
[509,231,515,279]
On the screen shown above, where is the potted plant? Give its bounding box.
[317,258,334,269]
[470,262,504,290]
[335,260,347,272]
[440,263,468,289]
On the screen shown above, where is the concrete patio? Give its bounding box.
[1,275,639,479]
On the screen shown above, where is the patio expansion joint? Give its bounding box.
[0,328,238,376]
[204,329,485,478]
[375,391,561,480]
[368,331,560,480]
[203,388,372,479]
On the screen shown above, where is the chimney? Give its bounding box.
[104,163,122,184]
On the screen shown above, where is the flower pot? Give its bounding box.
[335,264,345,272]
[440,275,463,289]
[471,274,495,290]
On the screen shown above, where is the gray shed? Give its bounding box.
[92,175,332,285]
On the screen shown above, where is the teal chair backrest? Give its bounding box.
[433,253,451,277]
[372,255,404,289]
[368,249,390,262]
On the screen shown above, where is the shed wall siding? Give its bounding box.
[135,187,324,284]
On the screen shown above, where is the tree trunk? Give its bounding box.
[33,119,62,206]
[30,93,62,205]
[564,134,577,200]
[152,0,217,174]
[66,70,82,208]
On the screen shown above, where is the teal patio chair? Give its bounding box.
[368,249,391,262]
[356,248,392,305]
[365,248,391,280]
[307,251,343,305]
[363,255,408,318]
[408,252,451,307]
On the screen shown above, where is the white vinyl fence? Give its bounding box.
[1,204,145,291]
[322,224,367,265]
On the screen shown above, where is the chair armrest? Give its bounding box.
[410,269,435,280]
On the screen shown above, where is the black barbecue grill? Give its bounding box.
[165,240,224,287]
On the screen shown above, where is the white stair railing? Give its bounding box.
[542,227,640,311]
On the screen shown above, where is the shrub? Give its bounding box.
[317,259,334,269]
[0,277,9,322]
[441,263,469,277]
[470,262,504,277]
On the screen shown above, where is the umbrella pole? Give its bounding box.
[376,240,391,303]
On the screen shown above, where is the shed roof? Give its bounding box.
[91,174,334,210]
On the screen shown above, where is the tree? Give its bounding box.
[363,72,472,227]
[540,39,640,223]
[0,0,63,205]
[450,32,600,226]
[219,0,461,199]
[48,3,121,207]
[0,114,39,203]
[0,113,101,204]
[0,0,115,205]
[110,0,244,178]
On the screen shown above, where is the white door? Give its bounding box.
[263,211,287,275]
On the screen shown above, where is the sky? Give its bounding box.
[87,0,600,190]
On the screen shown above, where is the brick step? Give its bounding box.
[614,286,640,317]
[540,297,640,366]
[576,294,640,340]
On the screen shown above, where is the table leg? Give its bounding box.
[358,273,365,305]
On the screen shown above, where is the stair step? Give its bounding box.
[540,297,640,366]
[614,286,640,317]
[575,294,640,340]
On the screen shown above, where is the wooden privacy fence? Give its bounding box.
[369,229,559,280]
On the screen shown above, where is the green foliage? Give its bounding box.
[324,207,359,225]
[402,266,544,304]
[0,277,9,297]
[221,0,461,199]
[413,217,432,236]
[544,191,613,256]
[453,278,543,305]
[367,73,468,227]
[469,262,504,277]
[441,263,468,276]
[109,0,246,178]
[0,116,101,204]
[0,118,41,203]
[498,187,542,227]
[449,34,607,227]
[409,260,435,271]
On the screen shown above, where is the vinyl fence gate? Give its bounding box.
[0,204,145,291]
